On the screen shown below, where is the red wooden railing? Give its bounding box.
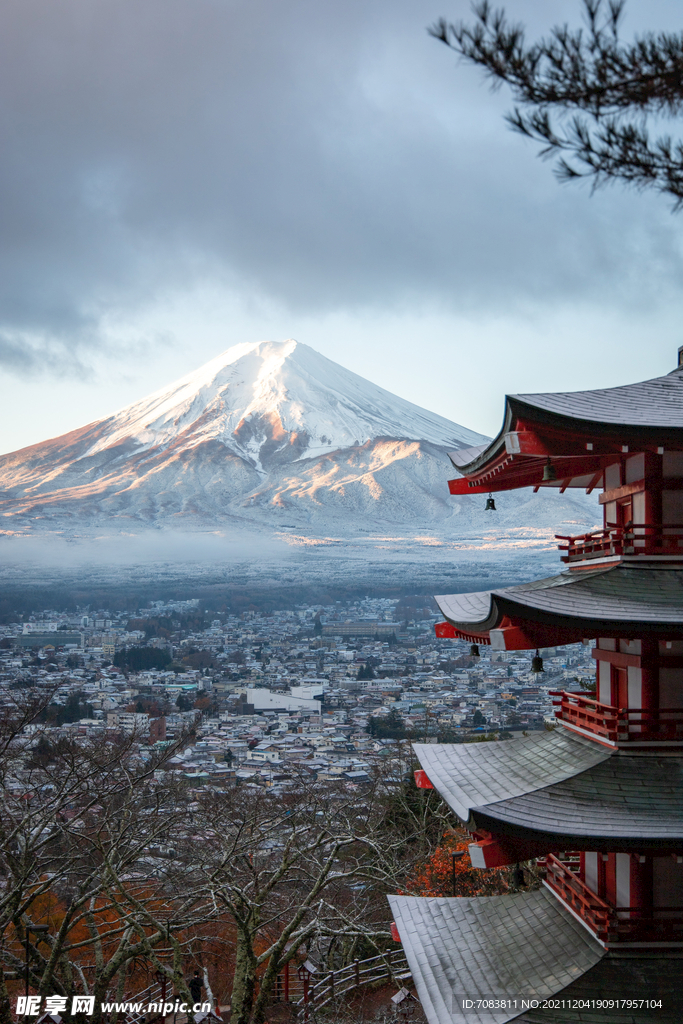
[550,690,683,743]
[556,524,683,562]
[544,854,612,941]
[545,855,683,943]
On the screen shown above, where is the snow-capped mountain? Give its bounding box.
[82,339,486,468]
[0,340,599,553]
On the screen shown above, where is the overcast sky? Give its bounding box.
[1,0,683,453]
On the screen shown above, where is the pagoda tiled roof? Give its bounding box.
[413,731,608,824]
[448,442,489,469]
[511,366,683,429]
[447,365,683,489]
[414,733,683,846]
[387,888,604,1024]
[435,564,683,635]
[481,754,683,842]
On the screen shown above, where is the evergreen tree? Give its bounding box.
[432,0,683,205]
[114,647,171,671]
[368,707,406,739]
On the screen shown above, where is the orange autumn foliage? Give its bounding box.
[4,878,205,999]
[401,829,510,897]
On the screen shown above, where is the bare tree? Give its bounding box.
[432,0,683,205]
[167,755,448,1024]
[0,693,445,1024]
[0,691,209,1023]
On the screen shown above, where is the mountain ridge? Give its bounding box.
[69,339,485,464]
[0,340,598,553]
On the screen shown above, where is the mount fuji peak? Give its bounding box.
[81,339,486,469]
[0,340,597,548]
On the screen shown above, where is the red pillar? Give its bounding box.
[640,638,660,713]
[643,452,661,537]
[630,855,652,915]
[597,853,607,899]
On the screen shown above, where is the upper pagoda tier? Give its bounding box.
[448,364,683,494]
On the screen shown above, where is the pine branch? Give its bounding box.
[431,0,683,204]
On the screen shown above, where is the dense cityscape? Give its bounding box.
[0,595,596,789]
[0,592,602,1022]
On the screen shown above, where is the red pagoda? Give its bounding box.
[388,356,683,1023]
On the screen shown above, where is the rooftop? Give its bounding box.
[388,888,604,1024]
[435,565,683,647]
[447,363,683,494]
[414,732,683,850]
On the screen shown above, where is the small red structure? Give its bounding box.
[413,769,433,789]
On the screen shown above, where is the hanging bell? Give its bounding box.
[531,649,544,673]
[485,493,496,511]
[542,459,557,482]
[469,644,480,659]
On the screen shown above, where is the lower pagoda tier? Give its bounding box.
[388,890,682,1024]
[413,733,683,856]
[434,564,683,649]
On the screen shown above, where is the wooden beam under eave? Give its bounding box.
[586,470,603,495]
[448,453,627,496]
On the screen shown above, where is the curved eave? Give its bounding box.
[413,732,609,824]
[414,737,683,849]
[434,589,499,634]
[387,889,604,1024]
[471,754,683,846]
[449,368,683,491]
[447,401,514,477]
[470,808,683,853]
[436,566,683,643]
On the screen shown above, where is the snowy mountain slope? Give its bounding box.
[0,339,600,548]
[75,339,486,466]
[0,340,483,495]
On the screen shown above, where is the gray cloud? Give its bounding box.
[0,0,682,372]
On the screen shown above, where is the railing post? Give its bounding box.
[354,959,360,988]
[284,962,289,1003]
[303,973,310,1023]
